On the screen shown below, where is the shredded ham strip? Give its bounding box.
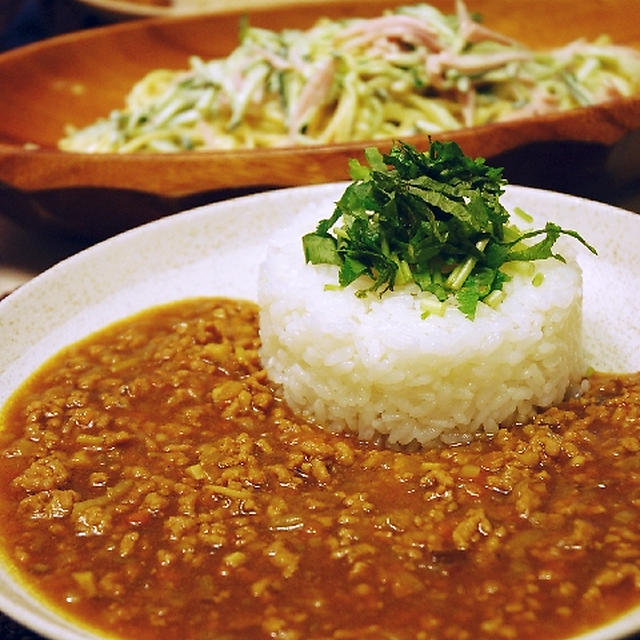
[426,49,532,78]
[455,0,519,46]
[288,58,337,139]
[337,15,444,52]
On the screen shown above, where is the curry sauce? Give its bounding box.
[1,298,639,640]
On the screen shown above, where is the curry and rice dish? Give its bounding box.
[1,142,639,639]
[1,299,640,640]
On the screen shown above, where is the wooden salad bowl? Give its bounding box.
[1,0,640,239]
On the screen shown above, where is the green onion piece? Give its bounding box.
[513,207,534,224]
[445,239,488,291]
[502,261,536,277]
[483,289,505,309]
[395,259,413,286]
[532,272,545,287]
[420,295,446,318]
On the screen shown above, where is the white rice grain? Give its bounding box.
[258,204,585,446]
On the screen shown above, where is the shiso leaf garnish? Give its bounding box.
[302,140,597,319]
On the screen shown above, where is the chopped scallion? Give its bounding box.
[302,140,597,319]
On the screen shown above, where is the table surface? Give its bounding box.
[0,215,89,299]
[2,1,640,638]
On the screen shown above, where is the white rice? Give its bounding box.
[258,204,585,446]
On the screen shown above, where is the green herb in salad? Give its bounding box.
[302,139,597,319]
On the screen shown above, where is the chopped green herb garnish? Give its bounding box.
[302,140,597,319]
[513,206,534,224]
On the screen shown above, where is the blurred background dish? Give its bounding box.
[0,0,640,241]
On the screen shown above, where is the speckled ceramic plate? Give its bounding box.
[0,183,639,640]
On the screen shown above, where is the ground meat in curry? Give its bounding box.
[1,297,639,640]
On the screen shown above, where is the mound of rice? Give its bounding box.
[258,209,585,446]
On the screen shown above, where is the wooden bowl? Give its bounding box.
[1,0,640,239]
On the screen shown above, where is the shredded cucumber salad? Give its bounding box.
[59,2,640,153]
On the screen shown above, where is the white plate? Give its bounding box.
[0,183,639,640]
